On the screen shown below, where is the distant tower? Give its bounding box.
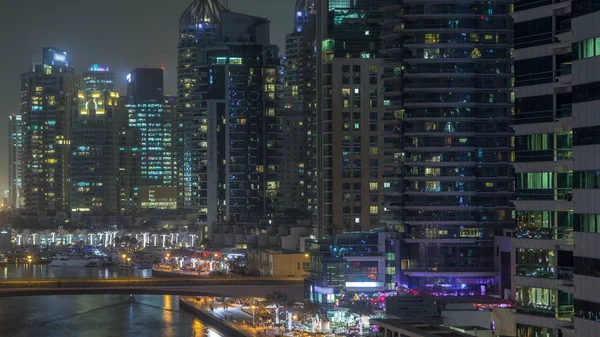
[126,69,177,210]
[21,48,80,213]
[8,113,24,209]
[70,64,121,214]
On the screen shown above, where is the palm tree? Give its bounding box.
[345,300,374,335]
[264,291,291,324]
[302,300,326,332]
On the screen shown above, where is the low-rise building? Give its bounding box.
[371,319,475,337]
[305,230,401,307]
[247,249,309,277]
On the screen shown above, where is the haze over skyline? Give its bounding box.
[0,0,294,194]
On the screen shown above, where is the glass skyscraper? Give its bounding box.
[178,0,282,234]
[21,48,80,213]
[70,65,121,214]
[126,68,177,210]
[380,0,514,294]
[314,0,391,237]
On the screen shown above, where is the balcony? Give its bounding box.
[515,227,574,244]
[516,265,574,280]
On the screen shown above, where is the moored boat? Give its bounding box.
[49,255,100,267]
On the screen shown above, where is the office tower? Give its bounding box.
[116,96,141,215]
[69,65,120,214]
[21,48,80,213]
[8,114,24,209]
[282,0,316,215]
[314,0,390,237]
[513,0,600,335]
[178,0,282,233]
[126,68,177,210]
[380,1,514,294]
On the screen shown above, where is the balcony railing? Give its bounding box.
[516,265,574,280]
[515,227,574,243]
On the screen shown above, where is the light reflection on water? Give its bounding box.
[0,265,220,336]
[0,263,152,279]
[0,295,220,337]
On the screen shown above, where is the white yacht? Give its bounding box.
[49,255,100,267]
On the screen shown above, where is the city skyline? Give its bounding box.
[0,0,295,193]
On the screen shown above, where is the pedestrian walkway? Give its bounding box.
[181,296,280,337]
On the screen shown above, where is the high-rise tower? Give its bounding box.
[70,64,121,214]
[126,68,177,210]
[8,113,24,209]
[178,0,282,236]
[380,0,515,295]
[282,0,316,216]
[21,48,80,214]
[314,0,390,237]
[511,0,600,335]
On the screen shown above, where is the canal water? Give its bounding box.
[0,265,221,337]
[0,263,152,279]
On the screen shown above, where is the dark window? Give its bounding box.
[575,299,600,321]
[574,81,600,103]
[574,256,600,277]
[515,0,552,11]
[574,126,600,145]
[515,95,554,124]
[515,18,553,49]
[573,0,600,17]
[515,56,553,87]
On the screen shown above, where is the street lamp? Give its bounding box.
[251,305,256,326]
[122,254,126,266]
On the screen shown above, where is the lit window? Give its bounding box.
[370,206,378,214]
[370,182,378,190]
[486,182,494,187]
[424,34,440,44]
[370,147,378,155]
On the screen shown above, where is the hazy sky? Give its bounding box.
[0,0,295,194]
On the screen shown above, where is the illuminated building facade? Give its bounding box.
[380,0,514,294]
[116,102,141,215]
[21,47,80,213]
[127,69,177,210]
[178,0,282,233]
[512,0,600,335]
[70,84,121,214]
[82,64,115,91]
[314,0,390,236]
[306,231,401,308]
[282,0,316,215]
[8,113,24,209]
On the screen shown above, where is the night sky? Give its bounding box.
[0,0,294,194]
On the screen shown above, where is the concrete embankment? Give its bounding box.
[179,297,251,337]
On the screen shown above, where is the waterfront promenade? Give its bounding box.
[180,296,279,337]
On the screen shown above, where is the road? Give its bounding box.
[0,277,305,299]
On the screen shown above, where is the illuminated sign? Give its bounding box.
[126,73,131,83]
[0,230,8,234]
[53,53,66,63]
[314,286,334,294]
[89,64,109,72]
[345,282,384,288]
